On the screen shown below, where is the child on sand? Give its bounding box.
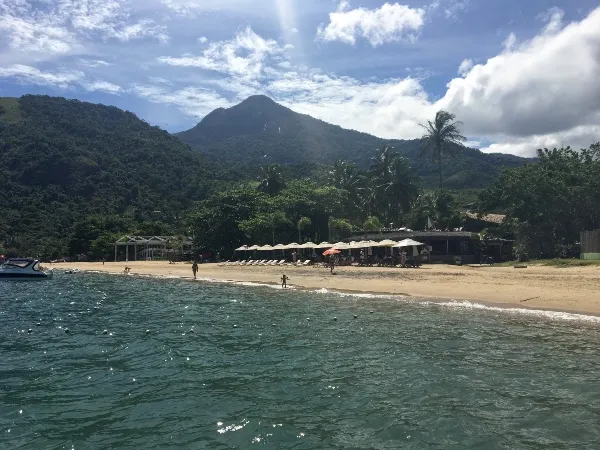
[281,274,289,288]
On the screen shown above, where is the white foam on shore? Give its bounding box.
[311,289,600,324]
[75,270,600,324]
[426,300,600,324]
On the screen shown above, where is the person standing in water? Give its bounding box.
[192,260,198,279]
[281,274,289,288]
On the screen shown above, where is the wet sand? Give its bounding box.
[51,261,600,316]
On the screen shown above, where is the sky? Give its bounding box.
[1,0,599,156]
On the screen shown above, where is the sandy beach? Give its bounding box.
[51,261,600,315]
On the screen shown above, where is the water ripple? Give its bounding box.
[1,273,599,449]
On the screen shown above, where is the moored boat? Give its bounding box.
[0,258,53,280]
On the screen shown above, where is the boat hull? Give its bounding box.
[0,273,51,280]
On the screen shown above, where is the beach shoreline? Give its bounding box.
[50,261,600,316]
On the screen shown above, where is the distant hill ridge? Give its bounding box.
[0,95,231,256]
[176,95,529,189]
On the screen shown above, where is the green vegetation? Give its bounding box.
[188,141,463,254]
[176,95,529,190]
[0,95,236,258]
[0,98,22,123]
[2,93,598,263]
[419,110,466,195]
[478,144,600,259]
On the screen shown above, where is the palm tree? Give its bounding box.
[330,160,365,209]
[297,216,312,243]
[385,157,420,214]
[257,164,286,195]
[368,145,419,221]
[268,211,292,245]
[420,110,466,196]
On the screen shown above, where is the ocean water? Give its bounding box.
[1,273,600,449]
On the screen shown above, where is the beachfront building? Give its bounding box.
[114,236,193,262]
[345,230,512,264]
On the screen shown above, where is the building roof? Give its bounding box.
[115,235,193,246]
[346,231,477,241]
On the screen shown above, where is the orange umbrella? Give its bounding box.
[322,248,341,256]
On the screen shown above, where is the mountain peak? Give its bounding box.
[240,95,277,105]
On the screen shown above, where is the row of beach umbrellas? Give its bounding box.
[235,239,424,252]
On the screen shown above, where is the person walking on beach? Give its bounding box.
[102,257,105,265]
[281,274,289,288]
[192,260,198,279]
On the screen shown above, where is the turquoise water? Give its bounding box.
[1,273,600,449]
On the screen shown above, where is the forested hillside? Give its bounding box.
[0,95,233,258]
[177,95,529,189]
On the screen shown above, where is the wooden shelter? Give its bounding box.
[114,236,193,262]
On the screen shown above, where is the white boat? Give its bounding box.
[0,258,53,280]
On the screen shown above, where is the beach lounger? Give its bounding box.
[302,260,312,266]
[275,260,286,265]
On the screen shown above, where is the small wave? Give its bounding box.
[74,271,600,324]
[426,300,600,324]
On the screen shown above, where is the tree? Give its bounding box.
[368,145,420,222]
[363,216,383,234]
[420,110,466,196]
[328,217,354,241]
[257,164,286,195]
[297,216,312,243]
[478,144,600,258]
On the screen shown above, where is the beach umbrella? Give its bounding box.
[332,242,351,250]
[258,245,274,251]
[373,239,398,247]
[273,244,287,250]
[299,242,315,248]
[394,239,424,247]
[247,245,260,250]
[235,245,249,251]
[285,243,300,249]
[313,242,333,249]
[323,248,341,256]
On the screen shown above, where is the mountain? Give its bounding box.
[0,95,232,257]
[176,95,529,189]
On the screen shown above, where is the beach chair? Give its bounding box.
[275,260,286,265]
[242,260,253,266]
[302,260,312,266]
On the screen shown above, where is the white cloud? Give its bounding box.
[198,36,208,43]
[154,27,434,138]
[131,84,232,117]
[0,0,168,60]
[457,58,473,76]
[502,32,516,51]
[0,64,122,95]
[443,0,469,21]
[151,7,600,156]
[80,59,112,67]
[0,64,83,88]
[83,80,122,94]
[316,2,425,47]
[158,27,287,79]
[438,6,600,154]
